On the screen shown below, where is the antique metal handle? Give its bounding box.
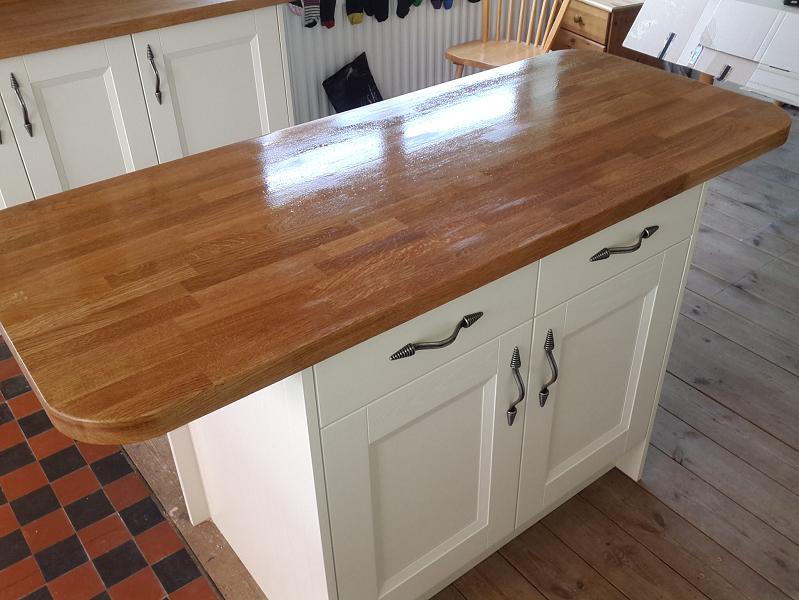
[389,312,483,360]
[506,347,526,426]
[538,330,558,407]
[573,15,584,24]
[10,74,32,137]
[146,45,162,104]
[589,226,659,262]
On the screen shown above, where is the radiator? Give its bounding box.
[281,0,484,123]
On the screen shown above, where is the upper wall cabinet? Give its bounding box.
[0,99,33,208]
[0,38,158,200]
[133,7,292,163]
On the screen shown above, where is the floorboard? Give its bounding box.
[123,106,799,599]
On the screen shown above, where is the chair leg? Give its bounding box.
[454,63,465,79]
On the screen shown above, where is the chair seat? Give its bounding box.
[445,40,545,70]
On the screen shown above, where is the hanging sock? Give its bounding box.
[288,0,304,16]
[370,0,389,22]
[346,0,364,23]
[431,0,443,8]
[397,0,412,18]
[412,0,423,5]
[303,0,321,27]
[321,0,336,27]
[443,0,454,8]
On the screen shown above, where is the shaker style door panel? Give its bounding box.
[0,100,33,208]
[517,241,690,526]
[323,323,531,600]
[133,7,291,163]
[0,38,157,199]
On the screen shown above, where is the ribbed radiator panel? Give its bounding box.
[282,1,484,123]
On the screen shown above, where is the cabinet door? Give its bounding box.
[322,323,531,600]
[133,7,291,163]
[0,38,157,199]
[517,241,689,526]
[0,100,33,208]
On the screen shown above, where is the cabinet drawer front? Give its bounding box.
[536,186,702,315]
[551,29,606,53]
[315,262,538,427]
[561,1,610,44]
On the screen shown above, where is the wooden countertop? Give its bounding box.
[0,51,789,443]
[0,0,282,60]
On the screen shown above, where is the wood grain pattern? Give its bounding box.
[0,51,790,444]
[0,0,282,60]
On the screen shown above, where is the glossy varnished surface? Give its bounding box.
[0,0,281,60]
[0,51,790,443]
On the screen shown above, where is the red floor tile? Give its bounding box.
[136,521,184,565]
[169,576,218,600]
[51,466,101,506]
[29,427,75,460]
[107,566,164,600]
[0,557,45,600]
[0,461,48,501]
[76,442,120,465]
[6,391,41,419]
[0,504,18,537]
[21,509,74,554]
[48,562,105,600]
[104,473,150,512]
[0,420,24,451]
[77,514,131,559]
[0,357,21,381]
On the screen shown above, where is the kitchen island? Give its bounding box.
[0,51,790,600]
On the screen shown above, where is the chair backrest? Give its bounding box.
[482,0,572,50]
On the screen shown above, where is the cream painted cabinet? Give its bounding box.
[322,322,532,600]
[0,99,33,208]
[516,241,691,526]
[133,7,292,163]
[0,38,157,199]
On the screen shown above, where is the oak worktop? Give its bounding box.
[0,0,282,60]
[0,51,789,443]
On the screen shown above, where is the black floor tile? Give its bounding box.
[0,374,31,399]
[152,549,201,594]
[89,593,111,600]
[40,446,86,481]
[64,489,114,531]
[90,452,132,485]
[18,410,53,438]
[0,529,31,571]
[22,588,53,600]
[93,540,146,587]
[0,441,35,477]
[10,486,59,526]
[0,402,13,425]
[35,534,88,582]
[0,341,11,361]
[119,497,164,536]
[0,485,6,505]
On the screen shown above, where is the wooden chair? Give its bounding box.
[445,0,573,78]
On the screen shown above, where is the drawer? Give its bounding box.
[562,1,610,45]
[536,185,703,315]
[315,262,538,427]
[552,29,606,53]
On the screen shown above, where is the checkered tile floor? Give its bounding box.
[0,338,219,600]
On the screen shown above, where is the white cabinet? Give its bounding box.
[133,7,292,163]
[0,99,33,208]
[0,38,157,199]
[516,240,691,526]
[322,322,532,600]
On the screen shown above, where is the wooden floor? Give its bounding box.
[127,106,799,600]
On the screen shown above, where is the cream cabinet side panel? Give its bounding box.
[0,37,157,199]
[133,6,291,163]
[188,371,335,600]
[0,100,33,208]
